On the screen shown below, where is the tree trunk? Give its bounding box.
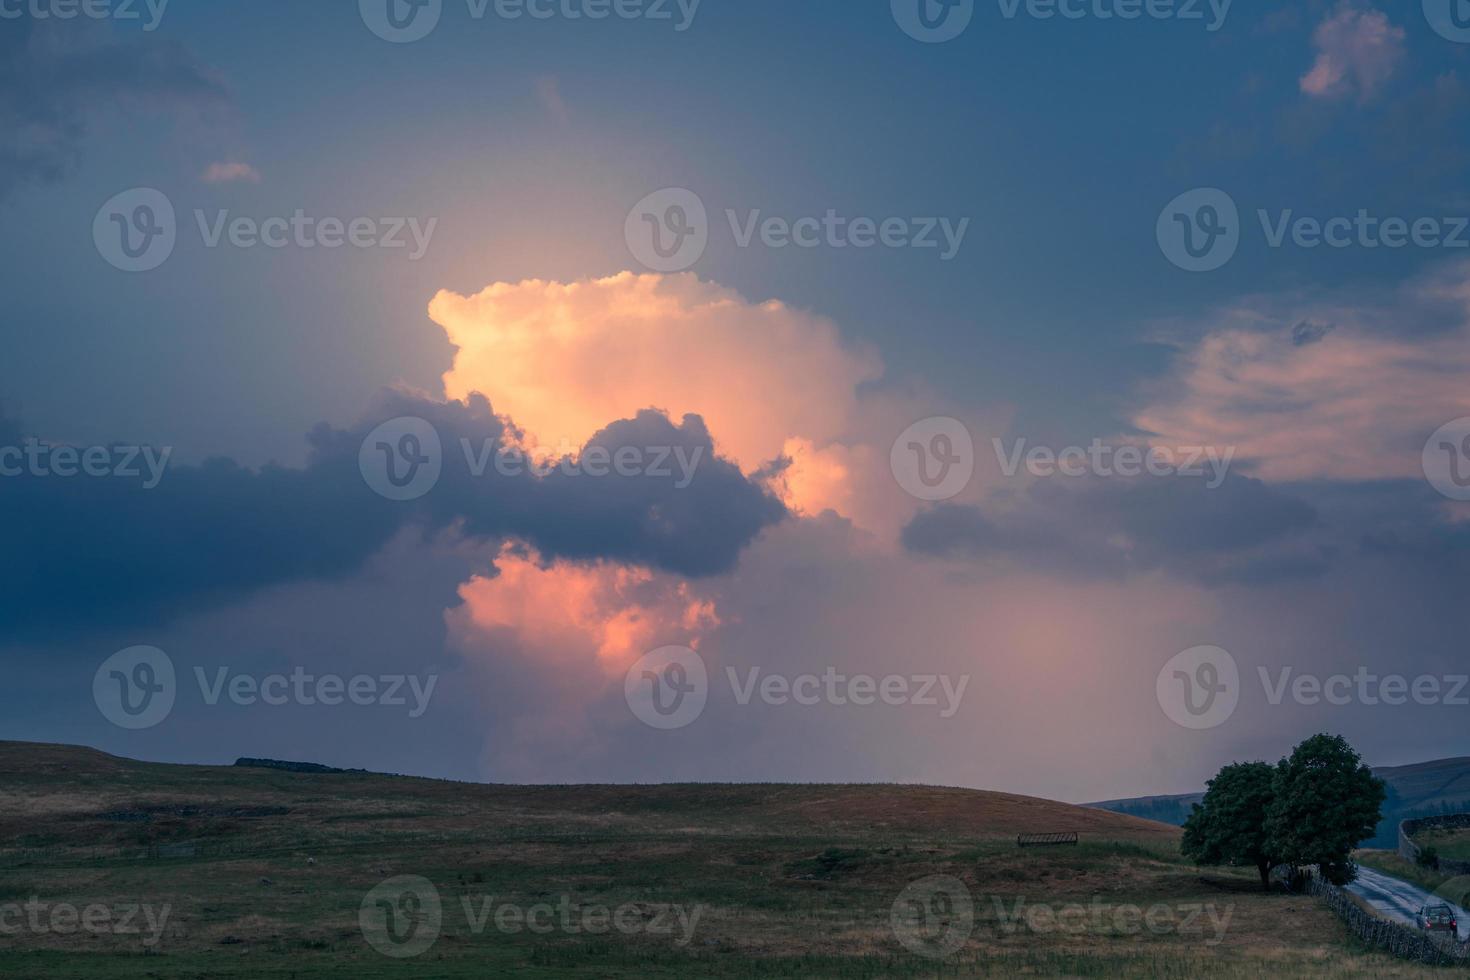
[1258,859,1272,891]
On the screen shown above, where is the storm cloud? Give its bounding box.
[0,391,785,637]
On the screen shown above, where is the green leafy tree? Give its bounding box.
[1265,733,1386,886]
[1181,761,1278,890]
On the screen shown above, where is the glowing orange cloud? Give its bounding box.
[429,272,881,495]
[450,549,720,678]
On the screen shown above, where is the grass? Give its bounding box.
[1416,828,1470,864]
[0,741,1459,978]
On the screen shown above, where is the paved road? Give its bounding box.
[1346,865,1470,941]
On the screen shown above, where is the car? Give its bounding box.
[1415,904,1459,934]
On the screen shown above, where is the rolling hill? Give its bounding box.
[0,741,1449,978]
[1087,756,1470,847]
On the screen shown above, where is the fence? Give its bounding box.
[1305,871,1468,966]
[1016,832,1078,848]
[1399,814,1470,876]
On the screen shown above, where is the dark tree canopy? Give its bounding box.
[1264,733,1386,886]
[1180,734,1386,890]
[1182,761,1278,889]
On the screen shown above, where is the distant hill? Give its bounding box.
[234,757,369,774]
[1087,756,1470,848]
[0,740,1181,846]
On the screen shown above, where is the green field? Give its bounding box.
[1416,828,1470,864]
[0,742,1453,978]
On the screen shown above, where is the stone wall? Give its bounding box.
[1307,873,1467,966]
[1399,814,1470,876]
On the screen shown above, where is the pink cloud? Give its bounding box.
[1299,4,1405,101]
[1134,265,1470,482]
[201,161,260,184]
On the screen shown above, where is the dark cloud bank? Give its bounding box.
[0,392,786,637]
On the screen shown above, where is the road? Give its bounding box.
[1346,865,1470,941]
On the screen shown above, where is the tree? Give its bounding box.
[1264,733,1386,886]
[1182,761,1278,890]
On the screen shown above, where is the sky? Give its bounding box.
[3,0,1470,803]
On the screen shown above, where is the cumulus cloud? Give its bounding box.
[1133,269,1470,483]
[448,549,721,779]
[1299,4,1405,101]
[429,273,1007,535]
[430,274,886,509]
[0,19,231,198]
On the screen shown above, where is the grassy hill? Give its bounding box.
[0,742,1450,978]
[1089,756,1470,847]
